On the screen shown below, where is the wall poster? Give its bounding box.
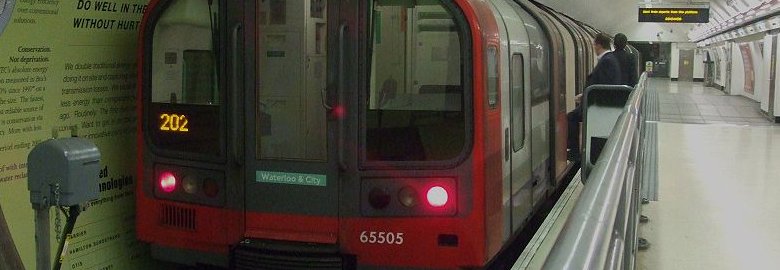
[740,42,755,95]
[0,0,158,269]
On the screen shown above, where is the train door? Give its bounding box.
[513,8,551,211]
[509,51,533,230]
[542,9,577,112]
[525,3,567,187]
[679,49,694,81]
[245,0,341,243]
[489,0,535,237]
[557,16,587,95]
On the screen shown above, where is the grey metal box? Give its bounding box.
[27,138,101,206]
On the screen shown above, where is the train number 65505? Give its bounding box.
[359,231,404,245]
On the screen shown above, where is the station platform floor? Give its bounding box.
[637,78,780,269]
[511,78,780,269]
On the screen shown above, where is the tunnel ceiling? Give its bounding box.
[688,0,779,41]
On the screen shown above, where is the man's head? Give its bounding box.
[593,33,611,55]
[614,33,628,50]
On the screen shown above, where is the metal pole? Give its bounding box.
[34,204,51,270]
[53,207,80,270]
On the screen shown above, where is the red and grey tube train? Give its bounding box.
[136,0,631,269]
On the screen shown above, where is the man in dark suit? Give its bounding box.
[586,33,623,87]
[611,33,639,87]
[567,33,623,161]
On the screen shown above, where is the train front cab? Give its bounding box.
[136,0,542,269]
[136,0,245,266]
[340,0,512,268]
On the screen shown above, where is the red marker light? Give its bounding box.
[159,172,177,193]
[426,186,448,207]
[332,105,346,119]
[203,178,219,198]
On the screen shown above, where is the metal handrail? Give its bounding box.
[543,72,649,270]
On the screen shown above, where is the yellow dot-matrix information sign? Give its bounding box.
[638,8,709,23]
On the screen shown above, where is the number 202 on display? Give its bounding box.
[159,113,189,132]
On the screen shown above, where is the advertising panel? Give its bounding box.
[740,43,755,95]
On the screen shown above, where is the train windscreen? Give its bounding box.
[147,0,222,156]
[365,0,467,162]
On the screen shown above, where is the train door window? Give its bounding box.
[487,46,498,108]
[528,35,549,105]
[366,0,468,162]
[511,54,525,151]
[148,0,222,156]
[256,0,328,161]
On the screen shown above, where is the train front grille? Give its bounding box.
[159,204,196,231]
